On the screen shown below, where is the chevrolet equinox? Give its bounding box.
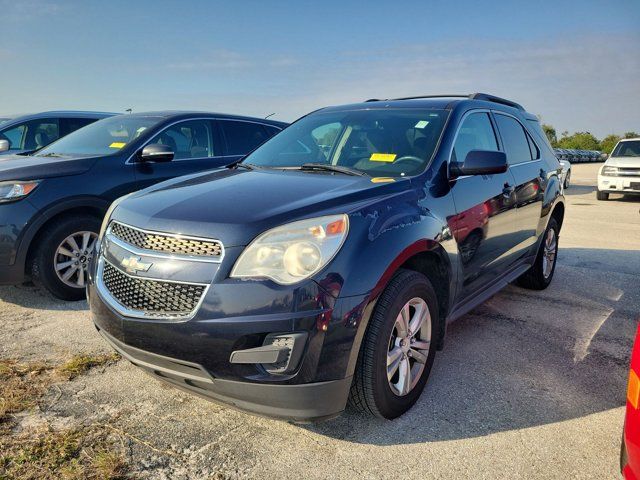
[88,93,565,421]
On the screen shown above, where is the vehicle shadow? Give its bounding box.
[0,283,88,311]
[304,247,639,444]
[564,184,595,196]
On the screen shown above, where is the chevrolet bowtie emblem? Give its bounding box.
[120,255,152,274]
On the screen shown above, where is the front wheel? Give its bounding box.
[596,190,609,201]
[516,217,559,290]
[31,214,101,301]
[348,269,439,419]
[564,171,570,189]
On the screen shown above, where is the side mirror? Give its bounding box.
[601,153,609,160]
[139,144,174,162]
[0,139,9,153]
[450,150,507,178]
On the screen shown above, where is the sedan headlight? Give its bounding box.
[602,165,619,176]
[231,214,349,285]
[0,180,40,203]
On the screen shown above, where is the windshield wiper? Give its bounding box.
[38,152,64,158]
[300,163,367,176]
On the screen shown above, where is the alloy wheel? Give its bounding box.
[542,228,557,279]
[387,297,431,396]
[54,231,98,288]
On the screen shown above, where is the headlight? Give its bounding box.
[0,180,40,203]
[231,214,349,285]
[602,166,618,176]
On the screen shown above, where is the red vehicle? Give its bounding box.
[622,323,640,479]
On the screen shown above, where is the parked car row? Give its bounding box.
[554,148,603,163]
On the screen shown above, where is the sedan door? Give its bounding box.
[448,111,520,300]
[133,119,226,189]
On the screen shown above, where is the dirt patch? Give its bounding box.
[0,356,128,479]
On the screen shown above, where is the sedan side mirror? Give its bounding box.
[139,144,174,162]
[450,150,508,178]
[0,139,9,153]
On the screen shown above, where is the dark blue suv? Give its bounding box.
[88,94,565,421]
[0,111,286,300]
[0,111,114,155]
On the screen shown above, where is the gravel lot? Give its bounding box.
[1,162,639,479]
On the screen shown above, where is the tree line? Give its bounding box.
[541,124,639,154]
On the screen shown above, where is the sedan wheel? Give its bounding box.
[54,231,98,288]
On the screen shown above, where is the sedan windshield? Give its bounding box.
[244,109,449,177]
[612,140,640,157]
[36,115,163,157]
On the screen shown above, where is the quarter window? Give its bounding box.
[220,121,269,155]
[495,114,533,165]
[148,120,215,160]
[452,112,498,163]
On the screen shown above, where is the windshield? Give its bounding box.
[244,109,449,177]
[612,140,640,157]
[36,115,163,157]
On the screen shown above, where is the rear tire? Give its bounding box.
[596,190,609,201]
[31,214,101,301]
[516,217,559,290]
[348,269,439,419]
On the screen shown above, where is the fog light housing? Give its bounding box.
[229,332,308,375]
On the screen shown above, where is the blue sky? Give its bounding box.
[1,0,638,138]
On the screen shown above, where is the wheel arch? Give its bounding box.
[20,197,109,277]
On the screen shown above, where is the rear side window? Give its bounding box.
[263,125,282,138]
[220,120,269,155]
[61,117,98,136]
[494,114,532,165]
[452,112,498,163]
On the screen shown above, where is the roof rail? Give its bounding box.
[366,93,525,111]
[469,93,524,111]
[390,94,469,101]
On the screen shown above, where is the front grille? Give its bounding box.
[101,262,206,318]
[110,222,222,258]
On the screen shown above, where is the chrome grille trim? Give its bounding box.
[107,221,224,262]
[96,258,209,321]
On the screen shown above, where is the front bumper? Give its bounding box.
[598,175,640,195]
[88,277,369,421]
[97,326,352,422]
[0,200,38,284]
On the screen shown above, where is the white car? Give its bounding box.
[559,159,571,189]
[597,138,640,200]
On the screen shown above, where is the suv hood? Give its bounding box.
[114,168,412,247]
[0,153,99,181]
[606,156,640,168]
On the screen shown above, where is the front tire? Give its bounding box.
[31,214,101,301]
[348,269,439,419]
[596,190,609,201]
[516,217,559,290]
[564,171,570,189]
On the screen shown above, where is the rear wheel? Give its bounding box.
[516,217,559,290]
[348,269,439,419]
[31,215,100,301]
[596,190,609,201]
